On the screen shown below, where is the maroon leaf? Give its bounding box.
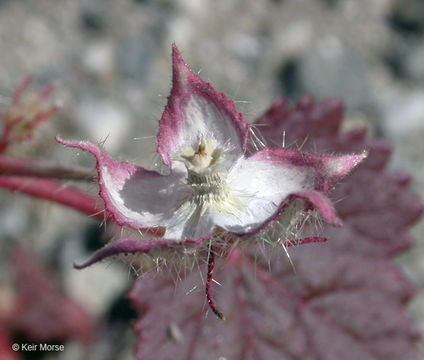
[131,245,421,360]
[0,327,21,360]
[5,246,93,343]
[130,97,423,359]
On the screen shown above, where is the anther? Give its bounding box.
[195,142,207,157]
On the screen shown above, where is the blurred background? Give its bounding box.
[0,0,423,358]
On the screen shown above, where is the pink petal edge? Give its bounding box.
[56,136,161,232]
[157,44,250,167]
[74,236,326,269]
[232,148,366,237]
[251,147,368,193]
[74,237,211,269]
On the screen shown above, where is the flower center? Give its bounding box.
[189,142,213,170]
[181,141,220,172]
[180,141,228,205]
[188,171,228,204]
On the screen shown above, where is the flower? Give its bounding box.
[58,44,366,318]
[57,45,366,265]
[0,77,57,153]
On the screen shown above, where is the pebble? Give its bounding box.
[76,99,132,153]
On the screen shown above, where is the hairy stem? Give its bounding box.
[0,176,104,220]
[206,250,225,320]
[0,156,95,181]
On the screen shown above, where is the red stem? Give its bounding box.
[206,250,225,320]
[0,156,95,181]
[0,176,105,221]
[0,141,8,155]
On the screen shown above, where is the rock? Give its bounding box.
[405,43,424,82]
[61,232,130,318]
[388,0,424,36]
[116,36,154,82]
[82,41,116,79]
[277,57,304,102]
[80,8,107,35]
[380,89,424,137]
[75,100,131,153]
[301,35,371,109]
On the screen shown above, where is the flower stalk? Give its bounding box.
[206,249,225,320]
[0,176,104,220]
[0,156,95,181]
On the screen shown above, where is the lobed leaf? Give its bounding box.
[130,97,423,360]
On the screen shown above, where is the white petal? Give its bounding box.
[57,138,192,231]
[211,156,306,234]
[165,200,216,240]
[157,45,249,168]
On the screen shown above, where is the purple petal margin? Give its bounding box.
[284,237,327,247]
[75,236,326,270]
[157,44,250,167]
[293,191,342,226]
[74,237,211,269]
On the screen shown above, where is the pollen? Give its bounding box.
[189,142,214,170]
[180,139,223,172]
